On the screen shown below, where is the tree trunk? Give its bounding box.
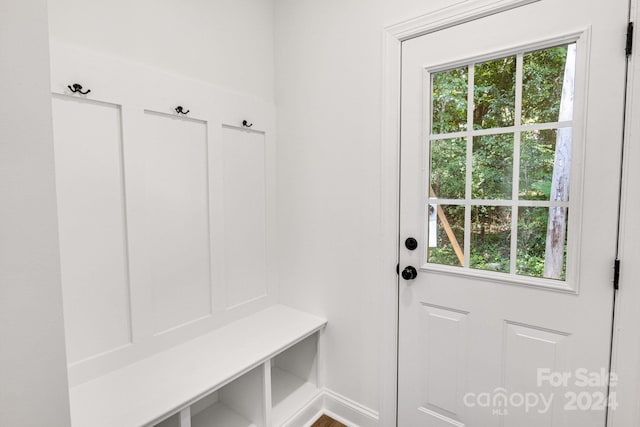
[544,44,576,279]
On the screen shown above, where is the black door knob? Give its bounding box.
[405,237,418,250]
[401,266,418,280]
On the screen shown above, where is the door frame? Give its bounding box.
[607,1,640,425]
[379,1,640,425]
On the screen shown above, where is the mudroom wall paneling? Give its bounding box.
[46,0,279,386]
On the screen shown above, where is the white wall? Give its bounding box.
[0,1,72,426]
[274,0,463,418]
[47,0,275,103]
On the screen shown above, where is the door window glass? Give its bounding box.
[427,43,576,281]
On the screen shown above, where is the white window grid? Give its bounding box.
[427,49,573,278]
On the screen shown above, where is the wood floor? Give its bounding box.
[311,414,347,427]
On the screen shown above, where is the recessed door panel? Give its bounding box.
[420,304,469,425]
[503,322,569,426]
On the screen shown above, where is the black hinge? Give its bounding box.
[614,259,621,290]
[626,22,634,56]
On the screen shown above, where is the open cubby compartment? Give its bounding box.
[191,364,267,427]
[154,412,182,427]
[271,333,320,426]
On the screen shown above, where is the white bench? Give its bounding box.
[69,305,327,427]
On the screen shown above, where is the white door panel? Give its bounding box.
[399,1,627,426]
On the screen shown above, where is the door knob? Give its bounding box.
[405,237,418,250]
[401,266,418,280]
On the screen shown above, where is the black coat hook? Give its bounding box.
[67,83,91,95]
[175,106,190,115]
[242,120,253,128]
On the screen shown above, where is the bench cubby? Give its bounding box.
[191,364,265,427]
[69,306,326,427]
[271,334,319,426]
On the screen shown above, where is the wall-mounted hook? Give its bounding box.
[242,120,253,128]
[67,83,91,95]
[175,106,190,115]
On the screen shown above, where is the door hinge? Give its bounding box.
[626,22,634,56]
[614,259,621,290]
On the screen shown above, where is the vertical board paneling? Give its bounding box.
[51,96,132,363]
[49,43,277,384]
[221,127,267,309]
[143,111,212,334]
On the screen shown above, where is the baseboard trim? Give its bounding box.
[282,388,379,427]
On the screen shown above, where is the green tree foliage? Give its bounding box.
[473,56,516,129]
[520,129,557,200]
[470,206,511,273]
[432,68,467,134]
[523,46,569,124]
[431,138,465,199]
[428,45,571,277]
[472,134,513,199]
[428,205,465,267]
[516,208,549,277]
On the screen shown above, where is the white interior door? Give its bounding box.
[398,1,628,426]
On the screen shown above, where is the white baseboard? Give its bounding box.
[282,388,379,427]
